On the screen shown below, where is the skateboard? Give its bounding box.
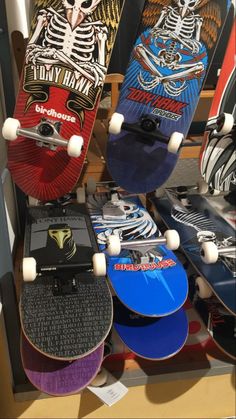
[151,189,236,315]
[113,297,188,360]
[200,18,236,194]
[2,0,123,201]
[21,334,104,396]
[106,0,231,194]
[86,187,188,317]
[20,203,113,360]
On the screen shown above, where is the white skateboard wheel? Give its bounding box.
[154,188,165,198]
[164,229,180,250]
[168,132,184,154]
[197,178,209,195]
[92,253,106,276]
[90,367,108,387]
[86,177,97,194]
[108,112,124,135]
[76,187,86,203]
[106,234,121,256]
[22,257,37,282]
[209,188,221,196]
[195,276,213,299]
[2,117,21,141]
[201,241,219,264]
[67,135,83,157]
[217,113,234,135]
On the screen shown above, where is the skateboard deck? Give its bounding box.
[87,191,188,317]
[106,0,231,193]
[151,189,236,315]
[21,334,104,396]
[200,18,236,193]
[20,203,112,360]
[4,0,123,201]
[113,297,188,360]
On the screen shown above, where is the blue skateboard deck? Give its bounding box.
[151,190,236,315]
[113,297,188,360]
[106,0,231,193]
[87,192,188,317]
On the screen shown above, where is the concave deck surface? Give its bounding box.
[152,191,236,315]
[8,0,122,200]
[87,192,188,316]
[113,297,188,360]
[107,0,230,193]
[21,204,112,360]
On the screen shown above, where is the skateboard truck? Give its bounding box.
[22,252,107,282]
[2,117,84,158]
[109,112,184,154]
[106,230,180,257]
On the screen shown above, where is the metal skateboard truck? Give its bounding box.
[106,230,180,264]
[2,117,83,157]
[108,113,184,154]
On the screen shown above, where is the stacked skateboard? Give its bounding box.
[20,202,113,395]
[84,182,189,360]
[151,187,236,361]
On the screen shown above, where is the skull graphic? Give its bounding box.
[63,0,102,28]
[177,0,201,18]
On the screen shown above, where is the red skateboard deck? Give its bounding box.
[3,0,123,201]
[200,18,235,193]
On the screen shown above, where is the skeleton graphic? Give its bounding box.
[135,0,221,96]
[26,0,108,87]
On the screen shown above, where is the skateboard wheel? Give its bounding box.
[76,187,86,203]
[216,113,234,135]
[109,112,124,135]
[154,188,165,198]
[106,234,121,256]
[168,132,184,154]
[90,367,108,387]
[22,257,37,282]
[2,118,21,141]
[195,276,213,299]
[67,135,83,157]
[201,241,219,264]
[92,253,106,276]
[164,230,180,250]
[197,178,209,195]
[209,188,221,196]
[86,177,97,194]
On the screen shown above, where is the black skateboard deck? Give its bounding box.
[20,203,113,360]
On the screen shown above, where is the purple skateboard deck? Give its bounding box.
[106,0,230,193]
[21,334,104,396]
